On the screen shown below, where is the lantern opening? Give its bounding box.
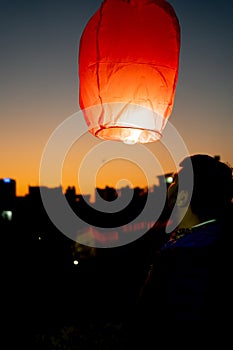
[95,126,161,144]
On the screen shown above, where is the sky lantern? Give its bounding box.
[78,0,180,144]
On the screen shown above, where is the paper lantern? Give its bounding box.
[78,0,180,144]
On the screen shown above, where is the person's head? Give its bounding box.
[166,154,233,229]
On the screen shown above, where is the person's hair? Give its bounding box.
[179,154,233,222]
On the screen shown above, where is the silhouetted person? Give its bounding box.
[123,154,233,348]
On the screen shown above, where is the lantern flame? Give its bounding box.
[123,129,144,145]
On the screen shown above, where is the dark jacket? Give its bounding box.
[124,220,233,347]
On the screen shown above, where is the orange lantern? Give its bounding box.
[78,0,180,144]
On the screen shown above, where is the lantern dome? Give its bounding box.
[78,0,180,144]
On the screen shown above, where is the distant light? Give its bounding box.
[73,260,79,265]
[1,210,13,221]
[166,176,174,184]
[3,178,11,183]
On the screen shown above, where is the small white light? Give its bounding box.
[1,210,12,221]
[166,176,174,184]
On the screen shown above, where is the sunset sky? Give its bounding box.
[1,0,233,200]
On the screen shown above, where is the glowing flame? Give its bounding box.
[123,129,143,144]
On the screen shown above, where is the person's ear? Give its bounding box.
[177,190,189,207]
